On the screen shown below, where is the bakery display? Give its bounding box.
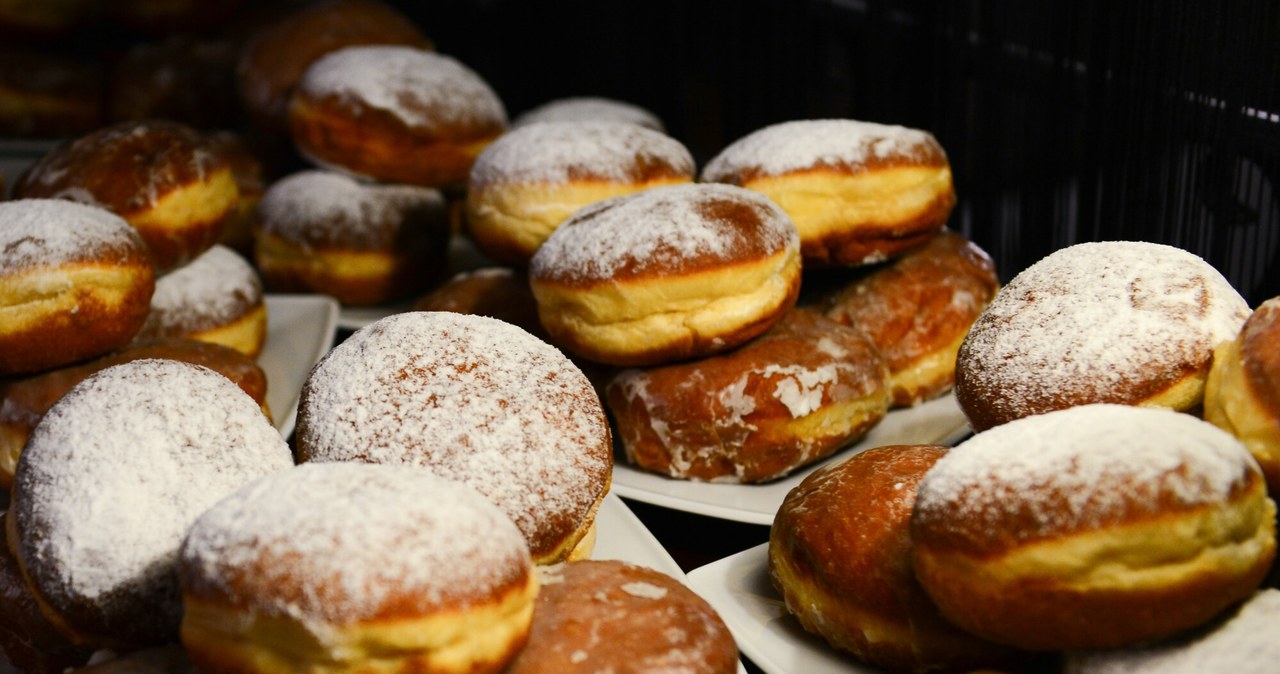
[910,403,1276,651]
[607,308,891,483]
[0,199,155,377]
[954,240,1251,432]
[701,118,955,267]
[465,120,695,266]
[529,182,802,366]
[512,96,666,131]
[1206,296,1280,495]
[179,462,536,674]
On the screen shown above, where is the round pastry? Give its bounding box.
[6,358,293,648]
[910,403,1277,651]
[0,199,155,377]
[505,560,738,674]
[954,241,1250,432]
[254,169,451,306]
[512,96,665,131]
[0,337,271,490]
[412,266,546,338]
[236,0,430,133]
[701,118,956,267]
[179,462,536,674]
[294,311,613,565]
[206,130,265,255]
[0,44,103,138]
[528,182,802,367]
[132,245,267,358]
[465,121,695,266]
[288,45,507,189]
[607,308,891,483]
[821,229,1000,407]
[1062,588,1280,674]
[770,445,1030,673]
[14,119,239,273]
[1205,296,1280,495]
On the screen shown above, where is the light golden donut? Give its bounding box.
[1205,296,1280,496]
[512,96,665,131]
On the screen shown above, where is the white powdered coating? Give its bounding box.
[145,245,260,330]
[257,170,444,246]
[12,359,292,632]
[298,45,506,129]
[512,96,664,131]
[1065,589,1280,674]
[0,199,143,270]
[702,118,941,180]
[297,312,610,550]
[764,363,840,418]
[529,182,799,283]
[620,581,669,600]
[914,404,1258,537]
[180,462,530,622]
[468,121,693,186]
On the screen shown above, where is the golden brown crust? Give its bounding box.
[0,516,94,674]
[1239,299,1280,425]
[1205,297,1280,495]
[412,267,545,337]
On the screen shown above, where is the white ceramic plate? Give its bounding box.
[592,492,686,580]
[259,294,340,439]
[610,393,971,525]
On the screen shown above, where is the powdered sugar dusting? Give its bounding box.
[257,170,444,246]
[180,462,530,622]
[702,118,942,180]
[468,121,693,186]
[620,581,669,600]
[143,245,260,333]
[0,199,144,270]
[513,97,664,131]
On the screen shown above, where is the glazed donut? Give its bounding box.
[0,199,155,377]
[607,308,891,483]
[465,121,695,266]
[179,462,537,674]
[529,183,802,367]
[910,404,1277,651]
[206,130,265,255]
[288,45,507,189]
[254,169,451,306]
[412,267,546,337]
[6,359,293,648]
[512,96,665,131]
[0,45,103,138]
[701,118,956,267]
[506,560,738,674]
[769,445,1030,673]
[1205,296,1280,496]
[14,119,239,273]
[0,337,271,490]
[821,229,1000,407]
[954,241,1250,432]
[294,312,613,565]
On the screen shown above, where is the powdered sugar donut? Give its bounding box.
[512,96,665,131]
[1205,296,1280,496]
[911,404,1276,651]
[179,462,536,674]
[294,311,612,564]
[133,245,266,358]
[954,241,1250,432]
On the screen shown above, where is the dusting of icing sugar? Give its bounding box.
[298,45,507,130]
[701,118,943,181]
[914,404,1258,540]
[513,96,664,131]
[257,170,444,246]
[180,462,531,622]
[0,199,143,270]
[620,581,669,600]
[764,363,839,418]
[142,245,260,333]
[468,121,693,187]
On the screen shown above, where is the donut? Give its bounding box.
[528,183,802,367]
[910,404,1277,651]
[1063,588,1280,674]
[0,199,155,377]
[1205,296,1280,496]
[132,245,267,358]
[14,119,239,273]
[465,121,695,266]
[607,308,891,483]
[954,241,1250,432]
[505,560,738,674]
[412,266,546,337]
[769,445,1031,673]
[0,44,103,139]
[288,45,507,189]
[821,229,1000,407]
[254,169,451,306]
[206,130,265,255]
[0,337,271,490]
[701,118,956,267]
[5,358,293,648]
[179,462,536,674]
[512,96,665,131]
[294,312,613,565]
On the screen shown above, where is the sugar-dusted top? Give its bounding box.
[257,169,444,247]
[914,404,1260,545]
[468,121,694,187]
[295,312,612,558]
[512,96,665,131]
[12,359,292,642]
[701,118,947,183]
[142,245,261,334]
[529,182,800,284]
[180,462,532,622]
[0,198,147,270]
[297,45,507,130]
